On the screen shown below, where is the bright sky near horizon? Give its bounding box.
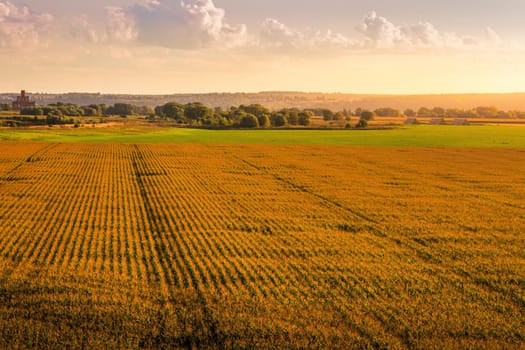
[1,0,524,94]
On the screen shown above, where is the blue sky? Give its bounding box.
[1,0,524,93]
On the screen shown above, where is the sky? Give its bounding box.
[1,0,524,94]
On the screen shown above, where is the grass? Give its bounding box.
[0,124,524,146]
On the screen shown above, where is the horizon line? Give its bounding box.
[3,90,525,96]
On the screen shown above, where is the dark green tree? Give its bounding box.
[270,113,287,127]
[239,113,259,128]
[184,102,212,121]
[360,110,375,121]
[298,111,312,126]
[355,119,368,128]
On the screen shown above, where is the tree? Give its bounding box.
[404,109,416,117]
[237,105,272,127]
[475,106,499,118]
[160,102,185,120]
[257,114,271,128]
[82,106,98,116]
[322,109,335,121]
[333,112,345,121]
[417,107,434,117]
[374,107,400,117]
[20,107,43,116]
[106,103,134,116]
[0,103,12,111]
[239,104,270,118]
[355,119,368,128]
[184,102,212,121]
[298,111,312,126]
[285,109,300,125]
[360,110,375,121]
[432,107,446,117]
[270,113,287,127]
[239,113,259,128]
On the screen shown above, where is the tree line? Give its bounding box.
[19,103,154,118]
[154,103,314,127]
[10,101,525,127]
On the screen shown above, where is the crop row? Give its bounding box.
[0,142,523,347]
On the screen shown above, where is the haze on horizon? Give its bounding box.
[1,0,524,95]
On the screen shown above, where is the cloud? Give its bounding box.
[357,11,503,50]
[105,6,138,42]
[109,0,247,49]
[259,18,356,51]
[0,1,53,49]
[357,11,401,49]
[484,27,502,47]
[69,15,101,44]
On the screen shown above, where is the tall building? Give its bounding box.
[12,90,36,111]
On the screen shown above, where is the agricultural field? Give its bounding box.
[0,141,524,348]
[1,124,525,147]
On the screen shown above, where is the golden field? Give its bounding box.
[0,142,524,349]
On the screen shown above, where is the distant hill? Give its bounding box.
[1,91,525,111]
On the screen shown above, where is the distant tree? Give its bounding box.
[46,111,64,125]
[20,107,43,116]
[106,103,134,116]
[82,106,98,116]
[257,114,271,128]
[354,108,363,117]
[432,107,446,117]
[270,113,287,127]
[333,112,345,121]
[184,102,212,121]
[446,108,477,118]
[285,109,300,125]
[322,109,335,121]
[160,102,184,120]
[374,107,400,117]
[239,104,270,118]
[404,109,416,117]
[239,113,259,128]
[355,119,368,128]
[134,105,154,116]
[475,106,499,118]
[496,110,510,118]
[297,111,313,126]
[238,104,271,128]
[360,110,375,121]
[417,107,434,117]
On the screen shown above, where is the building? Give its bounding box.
[12,90,36,111]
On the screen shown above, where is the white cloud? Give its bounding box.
[0,1,53,49]
[0,1,504,57]
[105,6,138,42]
[69,15,100,44]
[260,18,303,49]
[118,0,247,49]
[357,11,503,51]
[358,11,402,49]
[259,18,356,51]
[484,27,502,47]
